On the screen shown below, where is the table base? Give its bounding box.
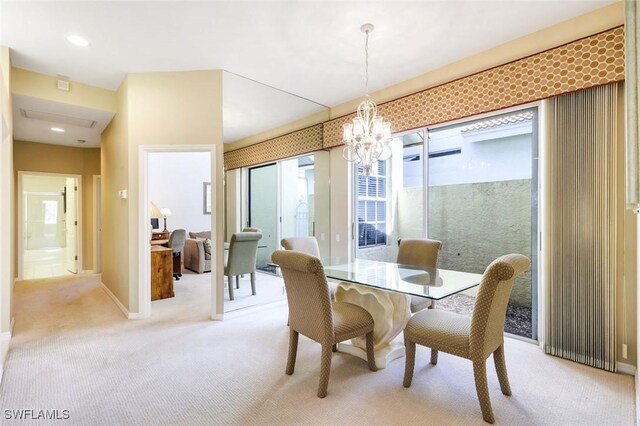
[337,340,405,369]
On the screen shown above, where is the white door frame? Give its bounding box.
[93,175,101,274]
[137,145,219,320]
[16,171,83,281]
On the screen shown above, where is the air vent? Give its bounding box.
[20,109,95,128]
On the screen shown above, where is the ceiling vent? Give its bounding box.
[20,109,96,128]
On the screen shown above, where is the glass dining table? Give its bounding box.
[321,257,483,369]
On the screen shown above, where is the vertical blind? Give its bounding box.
[545,83,618,371]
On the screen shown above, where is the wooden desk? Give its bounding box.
[151,245,174,301]
[150,239,169,246]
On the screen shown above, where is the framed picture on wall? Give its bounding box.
[203,182,211,215]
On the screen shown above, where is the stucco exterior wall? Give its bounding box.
[428,179,532,307]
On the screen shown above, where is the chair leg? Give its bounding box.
[286,329,299,375]
[364,331,377,372]
[250,272,256,295]
[235,275,240,289]
[317,344,333,398]
[430,349,439,365]
[403,338,416,388]
[473,360,495,424]
[493,344,512,396]
[227,275,235,301]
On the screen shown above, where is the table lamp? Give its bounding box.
[160,208,172,231]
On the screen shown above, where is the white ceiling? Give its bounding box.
[1,1,614,145]
[12,94,115,148]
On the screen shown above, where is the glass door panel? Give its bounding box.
[280,155,314,240]
[248,163,278,272]
[427,109,537,339]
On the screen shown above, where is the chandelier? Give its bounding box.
[342,23,392,176]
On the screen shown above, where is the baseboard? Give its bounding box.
[100,283,129,319]
[210,314,224,321]
[127,312,143,320]
[616,362,637,376]
[0,317,14,385]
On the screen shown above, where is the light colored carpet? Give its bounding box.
[157,270,286,315]
[1,274,634,425]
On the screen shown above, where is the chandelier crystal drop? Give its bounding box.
[342,23,392,176]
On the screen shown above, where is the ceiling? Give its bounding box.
[12,95,114,148]
[1,1,615,146]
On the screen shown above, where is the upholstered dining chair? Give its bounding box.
[397,238,443,313]
[165,229,186,280]
[225,231,262,300]
[281,237,337,299]
[243,227,261,233]
[402,254,531,424]
[272,250,377,398]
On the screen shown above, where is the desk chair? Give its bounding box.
[165,229,186,280]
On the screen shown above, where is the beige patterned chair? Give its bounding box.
[397,238,442,313]
[243,227,261,232]
[225,232,262,300]
[272,250,378,398]
[402,254,530,424]
[281,237,337,299]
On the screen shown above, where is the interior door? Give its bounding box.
[65,178,78,273]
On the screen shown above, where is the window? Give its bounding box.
[42,200,58,225]
[356,161,388,248]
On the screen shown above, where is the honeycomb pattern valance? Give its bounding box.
[223,26,624,169]
[224,124,323,170]
[323,26,625,148]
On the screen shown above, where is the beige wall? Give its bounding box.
[0,45,14,335]
[11,67,116,112]
[101,77,130,309]
[101,70,224,315]
[13,140,101,272]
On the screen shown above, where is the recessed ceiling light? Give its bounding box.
[67,34,88,47]
[51,127,65,132]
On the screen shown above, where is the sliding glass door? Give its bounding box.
[428,109,537,338]
[248,154,317,273]
[353,109,538,339]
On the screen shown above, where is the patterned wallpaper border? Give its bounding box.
[224,124,323,170]
[224,26,624,169]
[323,26,625,148]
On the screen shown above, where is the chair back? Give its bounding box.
[243,227,262,233]
[281,236,321,258]
[272,250,333,345]
[469,254,530,360]
[397,238,442,269]
[227,232,262,275]
[167,229,186,254]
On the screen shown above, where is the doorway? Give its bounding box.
[18,172,81,280]
[138,146,218,320]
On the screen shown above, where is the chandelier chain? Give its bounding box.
[364,29,369,97]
